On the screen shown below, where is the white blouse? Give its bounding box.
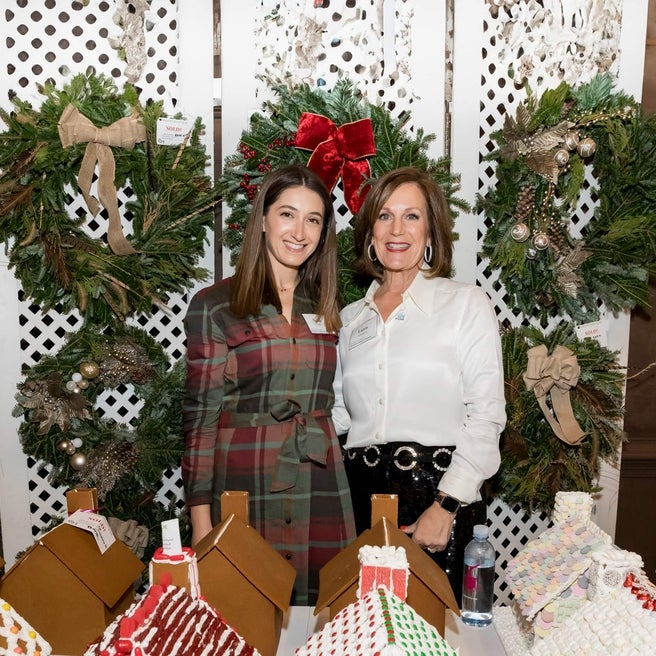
[332,272,506,504]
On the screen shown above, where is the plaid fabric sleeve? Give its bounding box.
[181,292,228,507]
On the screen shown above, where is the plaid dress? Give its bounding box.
[182,278,355,605]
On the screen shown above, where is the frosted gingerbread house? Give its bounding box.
[1,596,52,656]
[296,545,458,656]
[495,491,656,655]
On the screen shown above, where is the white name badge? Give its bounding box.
[303,313,330,334]
[349,315,377,349]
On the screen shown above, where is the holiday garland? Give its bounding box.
[219,78,468,305]
[478,74,656,325]
[493,323,625,513]
[0,73,218,324]
[13,324,187,555]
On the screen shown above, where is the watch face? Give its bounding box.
[439,495,460,513]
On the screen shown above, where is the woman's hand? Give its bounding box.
[401,501,455,553]
[189,504,214,548]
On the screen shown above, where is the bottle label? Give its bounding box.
[464,564,479,592]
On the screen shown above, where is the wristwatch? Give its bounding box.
[436,492,461,514]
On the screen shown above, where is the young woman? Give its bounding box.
[183,165,355,605]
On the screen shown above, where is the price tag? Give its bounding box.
[66,509,115,554]
[156,117,194,146]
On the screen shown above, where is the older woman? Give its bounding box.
[333,166,505,601]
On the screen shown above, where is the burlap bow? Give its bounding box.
[523,344,587,445]
[58,103,147,255]
[107,516,149,559]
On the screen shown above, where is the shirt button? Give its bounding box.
[378,398,384,405]
[290,373,295,380]
[378,362,383,369]
[285,517,292,524]
[375,433,382,440]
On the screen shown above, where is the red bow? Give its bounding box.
[295,112,376,214]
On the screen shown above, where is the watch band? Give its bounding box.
[436,492,461,514]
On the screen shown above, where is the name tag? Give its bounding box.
[303,313,330,334]
[349,315,377,349]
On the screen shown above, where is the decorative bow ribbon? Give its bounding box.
[523,344,587,445]
[269,399,330,492]
[58,103,147,255]
[294,112,376,215]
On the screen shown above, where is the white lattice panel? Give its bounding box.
[3,0,180,111]
[0,0,190,545]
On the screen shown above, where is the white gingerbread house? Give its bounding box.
[495,492,656,655]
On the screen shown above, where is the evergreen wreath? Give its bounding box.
[0,73,218,325]
[477,74,656,325]
[219,78,469,305]
[494,323,625,513]
[14,324,187,556]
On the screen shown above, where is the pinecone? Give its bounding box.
[547,222,567,258]
[514,185,535,223]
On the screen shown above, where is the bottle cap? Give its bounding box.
[473,524,489,539]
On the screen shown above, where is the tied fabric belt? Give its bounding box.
[220,400,330,493]
[343,442,454,472]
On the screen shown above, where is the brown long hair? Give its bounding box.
[354,167,454,281]
[230,164,341,331]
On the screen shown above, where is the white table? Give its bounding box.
[277,606,507,655]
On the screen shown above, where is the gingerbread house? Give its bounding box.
[495,491,656,655]
[1,596,52,656]
[314,513,459,636]
[195,491,296,656]
[297,544,458,655]
[84,577,261,656]
[0,521,144,656]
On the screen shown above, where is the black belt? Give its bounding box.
[343,442,454,472]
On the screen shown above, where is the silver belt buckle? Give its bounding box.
[393,445,418,471]
[432,447,452,472]
[362,445,381,467]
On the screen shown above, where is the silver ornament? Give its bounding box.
[526,247,537,260]
[70,452,87,471]
[511,223,531,242]
[554,149,570,167]
[532,233,550,250]
[577,137,596,158]
[563,131,580,151]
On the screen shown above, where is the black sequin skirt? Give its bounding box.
[342,441,487,604]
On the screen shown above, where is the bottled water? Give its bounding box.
[461,524,495,627]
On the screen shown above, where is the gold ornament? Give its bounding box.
[79,361,100,379]
[532,233,550,250]
[554,149,570,167]
[511,223,531,242]
[70,452,87,471]
[563,131,580,151]
[57,439,71,452]
[65,442,77,455]
[577,137,596,158]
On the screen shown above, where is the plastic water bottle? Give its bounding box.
[461,524,495,627]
